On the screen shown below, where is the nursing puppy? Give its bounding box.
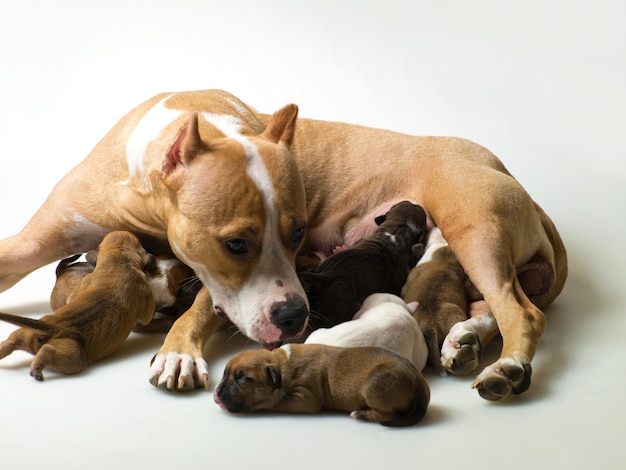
[0,231,155,380]
[299,201,426,331]
[50,252,198,332]
[214,343,430,427]
[305,293,428,370]
[402,227,485,375]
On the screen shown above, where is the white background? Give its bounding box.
[0,1,624,468]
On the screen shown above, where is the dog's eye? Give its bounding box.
[234,370,252,385]
[291,225,306,244]
[225,239,247,255]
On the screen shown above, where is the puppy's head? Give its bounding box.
[90,231,155,271]
[355,293,419,319]
[214,349,285,413]
[374,201,427,266]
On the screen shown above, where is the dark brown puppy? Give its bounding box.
[214,343,430,427]
[0,231,156,380]
[299,201,426,331]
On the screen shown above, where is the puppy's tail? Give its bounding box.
[381,377,431,427]
[0,312,56,333]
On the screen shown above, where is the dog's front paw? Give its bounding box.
[149,352,210,391]
[441,322,484,376]
[471,358,532,401]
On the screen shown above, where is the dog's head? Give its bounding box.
[213,348,286,413]
[159,104,309,346]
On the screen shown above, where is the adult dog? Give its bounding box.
[0,89,567,400]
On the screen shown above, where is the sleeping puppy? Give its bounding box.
[299,201,426,331]
[50,252,198,333]
[0,231,156,380]
[305,293,428,370]
[214,343,430,427]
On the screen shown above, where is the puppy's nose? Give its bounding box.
[271,294,309,339]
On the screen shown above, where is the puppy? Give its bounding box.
[50,252,198,333]
[401,227,482,374]
[299,201,426,331]
[0,231,156,380]
[214,343,430,427]
[305,293,428,370]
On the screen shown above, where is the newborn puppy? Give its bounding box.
[0,231,156,380]
[299,201,426,330]
[50,251,197,333]
[401,227,482,374]
[214,343,430,427]
[305,293,428,370]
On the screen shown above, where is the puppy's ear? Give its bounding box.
[85,249,99,266]
[374,214,386,226]
[406,301,419,315]
[411,243,425,261]
[266,366,281,388]
[143,253,157,272]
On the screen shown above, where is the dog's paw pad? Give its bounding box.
[471,358,532,401]
[441,324,484,376]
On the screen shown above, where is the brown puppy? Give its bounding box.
[214,343,430,427]
[50,252,198,333]
[402,228,483,375]
[0,231,155,380]
[299,201,426,331]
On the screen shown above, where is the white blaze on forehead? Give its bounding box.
[125,94,181,178]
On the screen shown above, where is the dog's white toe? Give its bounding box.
[440,322,484,376]
[149,352,210,391]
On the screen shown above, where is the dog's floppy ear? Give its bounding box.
[261,104,298,147]
[162,113,206,186]
[266,366,281,388]
[406,301,419,315]
[374,214,386,226]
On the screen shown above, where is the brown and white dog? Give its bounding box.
[213,343,430,426]
[0,89,567,400]
[0,231,155,380]
[305,293,428,371]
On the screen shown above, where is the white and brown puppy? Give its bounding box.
[214,343,430,427]
[0,231,155,380]
[305,293,428,370]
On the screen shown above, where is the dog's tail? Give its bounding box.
[0,312,57,333]
[381,377,431,427]
[423,329,446,376]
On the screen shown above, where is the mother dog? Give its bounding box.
[0,89,566,400]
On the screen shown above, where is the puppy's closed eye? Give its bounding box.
[235,370,253,386]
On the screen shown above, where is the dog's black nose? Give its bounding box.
[271,294,309,338]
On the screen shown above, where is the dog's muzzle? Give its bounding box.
[271,293,309,340]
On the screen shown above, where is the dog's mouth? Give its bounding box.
[262,341,283,351]
[214,306,229,320]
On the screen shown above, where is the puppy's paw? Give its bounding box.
[471,358,532,401]
[441,322,484,376]
[149,352,210,391]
